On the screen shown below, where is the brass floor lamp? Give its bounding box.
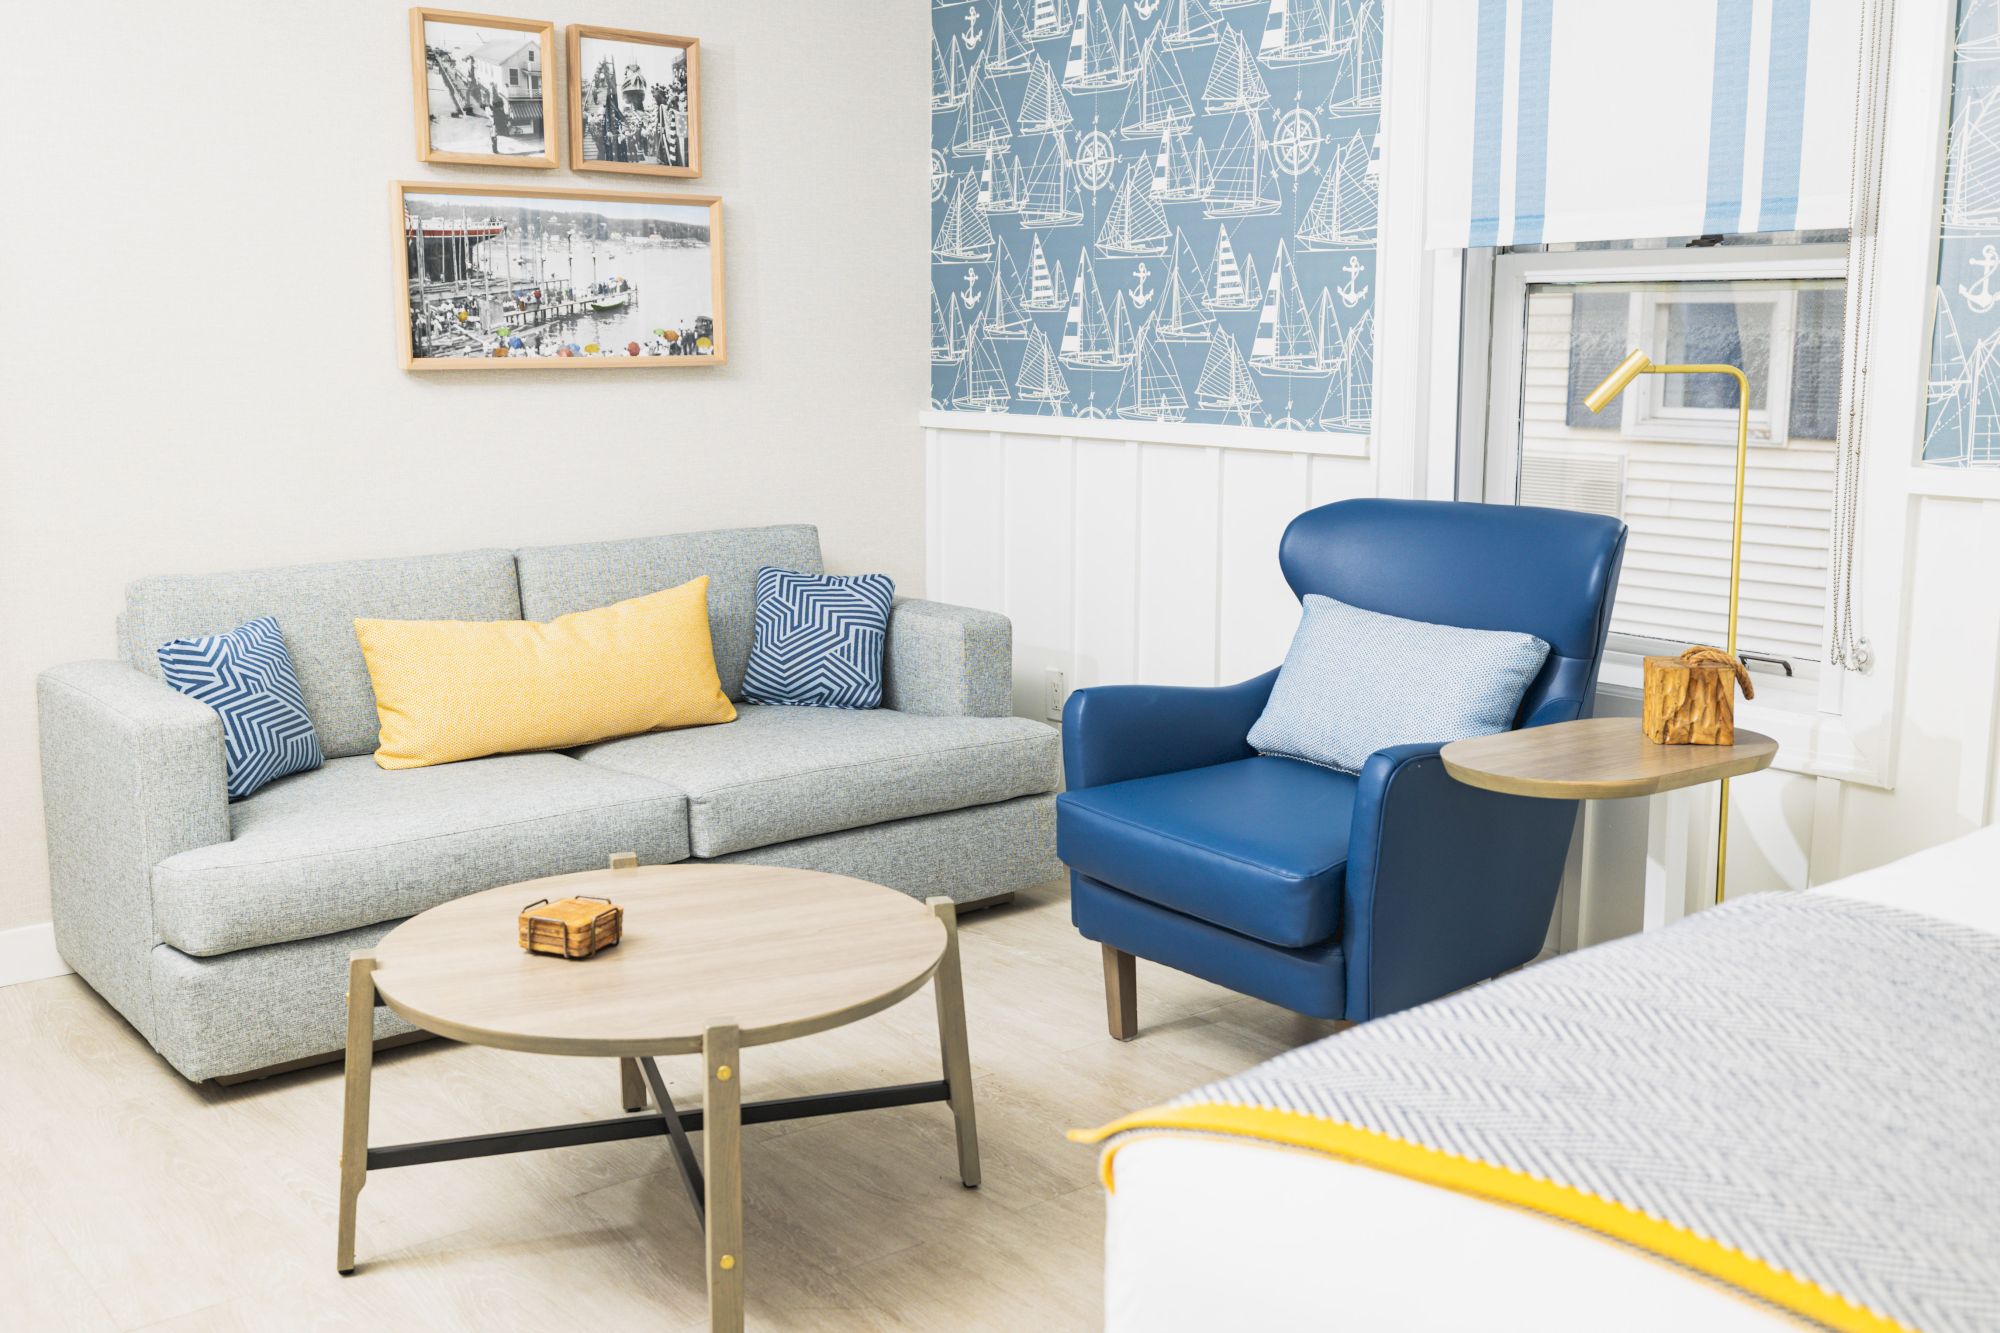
[1583,349,1749,906]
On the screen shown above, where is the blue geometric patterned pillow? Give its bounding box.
[1247,595,1550,774]
[742,568,896,709]
[157,616,324,799]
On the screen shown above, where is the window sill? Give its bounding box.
[1595,666,1886,788]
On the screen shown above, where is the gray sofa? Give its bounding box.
[37,524,1061,1082]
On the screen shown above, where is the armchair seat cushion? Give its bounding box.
[1056,757,1356,949]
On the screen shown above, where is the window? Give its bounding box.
[1564,285,1845,445]
[1483,244,1849,683]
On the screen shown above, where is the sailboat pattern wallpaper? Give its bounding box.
[930,0,1381,434]
[1928,0,2000,466]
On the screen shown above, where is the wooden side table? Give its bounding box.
[1441,717,1778,931]
[335,860,980,1333]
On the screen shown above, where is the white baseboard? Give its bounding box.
[0,922,70,987]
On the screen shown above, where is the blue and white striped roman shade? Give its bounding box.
[1425,0,1860,248]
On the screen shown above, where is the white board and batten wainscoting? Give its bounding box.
[922,412,1378,722]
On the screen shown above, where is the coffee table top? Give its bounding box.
[1440,716,1778,800]
[370,863,947,1057]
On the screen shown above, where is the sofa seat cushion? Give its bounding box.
[574,704,1060,857]
[1056,757,1356,949]
[153,754,688,957]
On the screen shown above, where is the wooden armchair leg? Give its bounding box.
[1102,945,1138,1042]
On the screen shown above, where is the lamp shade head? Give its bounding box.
[1583,349,1653,414]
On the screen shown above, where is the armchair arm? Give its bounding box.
[1342,741,1577,1023]
[882,598,1013,718]
[1062,670,1278,790]
[37,661,231,1032]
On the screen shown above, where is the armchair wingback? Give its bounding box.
[1058,499,1627,1037]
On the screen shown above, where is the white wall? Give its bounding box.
[0,1,931,934]
[926,418,1379,720]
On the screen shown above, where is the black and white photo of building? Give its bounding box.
[419,17,548,158]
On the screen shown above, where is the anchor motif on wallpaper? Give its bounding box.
[1962,244,2000,315]
[1132,0,1163,17]
[1337,255,1368,308]
[961,267,984,309]
[1129,262,1155,308]
[960,7,984,49]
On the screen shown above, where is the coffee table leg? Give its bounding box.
[337,951,378,1274]
[619,1056,647,1112]
[704,1022,743,1333]
[927,897,981,1188]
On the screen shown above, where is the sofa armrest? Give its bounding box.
[37,661,231,1033]
[1342,741,1578,1023]
[882,598,1013,717]
[1061,670,1277,790]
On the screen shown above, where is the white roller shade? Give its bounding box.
[1425,0,1860,249]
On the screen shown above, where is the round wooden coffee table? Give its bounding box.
[334,860,979,1333]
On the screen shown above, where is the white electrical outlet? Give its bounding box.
[1044,668,1066,722]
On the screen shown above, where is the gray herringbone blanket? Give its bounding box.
[1081,894,2000,1333]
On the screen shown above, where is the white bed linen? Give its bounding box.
[1102,826,2000,1332]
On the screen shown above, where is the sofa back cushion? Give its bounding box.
[515,525,823,700]
[122,550,522,760]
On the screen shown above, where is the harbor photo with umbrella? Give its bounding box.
[567,25,700,178]
[394,181,724,370]
[407,8,557,168]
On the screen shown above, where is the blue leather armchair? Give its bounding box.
[1057,498,1627,1038]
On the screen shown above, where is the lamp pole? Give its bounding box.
[1584,352,1751,906]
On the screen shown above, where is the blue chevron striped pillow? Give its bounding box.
[158,616,324,799]
[742,568,895,709]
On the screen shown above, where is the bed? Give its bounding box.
[1085,826,2000,1332]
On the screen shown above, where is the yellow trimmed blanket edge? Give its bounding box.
[1069,1103,1916,1333]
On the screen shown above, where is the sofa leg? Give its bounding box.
[620,1057,647,1112]
[1102,945,1138,1042]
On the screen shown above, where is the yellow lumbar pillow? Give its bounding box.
[355,576,736,770]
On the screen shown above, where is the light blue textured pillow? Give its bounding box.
[1247,595,1550,774]
[157,616,324,799]
[742,567,896,709]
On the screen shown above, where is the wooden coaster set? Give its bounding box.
[516,853,636,958]
[1642,646,1755,745]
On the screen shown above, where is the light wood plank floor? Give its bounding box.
[0,878,1342,1332]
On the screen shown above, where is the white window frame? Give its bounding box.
[1626,287,1796,447]
[1472,242,1868,775]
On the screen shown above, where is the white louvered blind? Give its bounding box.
[1519,286,1837,668]
[1519,449,1624,519]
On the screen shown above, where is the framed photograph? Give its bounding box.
[393,180,725,370]
[567,25,701,178]
[409,8,558,168]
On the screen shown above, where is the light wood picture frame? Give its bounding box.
[409,7,559,169]
[567,25,701,179]
[394,180,726,370]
